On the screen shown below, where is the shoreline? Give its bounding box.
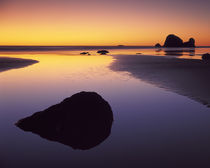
[0,57,38,73]
[110,54,210,107]
[0,46,209,52]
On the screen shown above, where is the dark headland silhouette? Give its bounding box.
[110,55,210,107]
[16,92,113,150]
[0,57,38,73]
[155,34,195,48]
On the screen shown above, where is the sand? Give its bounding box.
[110,55,210,107]
[0,57,38,72]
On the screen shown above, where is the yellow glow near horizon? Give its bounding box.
[0,0,210,46]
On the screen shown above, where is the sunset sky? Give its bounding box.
[0,0,210,46]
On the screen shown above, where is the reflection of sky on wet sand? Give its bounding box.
[110,47,210,59]
[1,50,210,167]
[1,46,209,59]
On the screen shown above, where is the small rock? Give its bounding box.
[202,53,210,61]
[80,52,90,55]
[97,50,109,55]
[155,43,162,48]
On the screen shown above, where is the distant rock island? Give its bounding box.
[155,34,195,48]
[16,92,113,150]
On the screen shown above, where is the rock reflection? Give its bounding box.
[16,92,113,150]
[164,49,195,56]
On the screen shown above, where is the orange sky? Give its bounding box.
[0,0,210,46]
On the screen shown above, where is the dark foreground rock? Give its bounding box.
[163,34,195,48]
[202,53,210,60]
[16,92,113,150]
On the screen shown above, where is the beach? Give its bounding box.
[1,48,210,168]
[2,0,210,167]
[0,57,38,72]
[111,54,210,107]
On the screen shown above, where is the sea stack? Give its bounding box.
[164,34,183,47]
[183,38,195,47]
[163,34,195,48]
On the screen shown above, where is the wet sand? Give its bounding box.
[0,57,38,72]
[110,55,210,107]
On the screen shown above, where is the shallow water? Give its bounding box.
[1,48,210,168]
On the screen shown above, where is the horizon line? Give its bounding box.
[0,45,210,47]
